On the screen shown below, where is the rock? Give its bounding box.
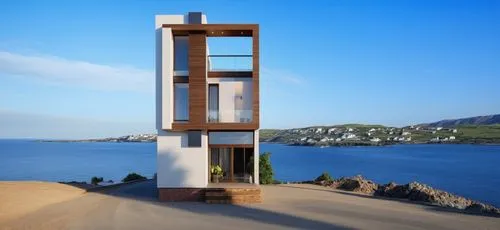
[466,203,500,215]
[377,181,475,210]
[315,180,332,186]
[319,174,500,217]
[407,182,472,209]
[375,182,410,198]
[331,175,378,194]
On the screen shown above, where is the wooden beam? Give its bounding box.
[207,123,258,131]
[208,71,252,78]
[208,144,254,148]
[163,24,257,37]
[173,76,189,83]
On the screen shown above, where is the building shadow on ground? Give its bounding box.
[92,180,353,230]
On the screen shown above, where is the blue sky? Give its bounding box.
[0,0,499,138]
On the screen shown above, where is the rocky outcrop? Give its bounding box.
[330,175,378,194]
[465,203,500,215]
[315,175,500,217]
[376,182,472,209]
[375,182,409,198]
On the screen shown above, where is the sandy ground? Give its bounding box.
[1,180,499,230]
[0,182,84,223]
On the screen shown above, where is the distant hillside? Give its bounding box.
[43,114,500,146]
[421,114,500,128]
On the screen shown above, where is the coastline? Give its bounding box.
[261,140,500,147]
[37,139,500,147]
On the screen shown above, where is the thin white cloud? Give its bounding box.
[0,109,154,139]
[261,67,304,85]
[0,51,304,92]
[0,51,154,93]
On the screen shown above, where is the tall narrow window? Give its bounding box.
[174,36,189,73]
[174,83,189,121]
[208,84,219,122]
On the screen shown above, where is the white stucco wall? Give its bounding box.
[254,130,260,184]
[156,14,209,188]
[161,28,174,130]
[156,15,183,130]
[157,130,209,188]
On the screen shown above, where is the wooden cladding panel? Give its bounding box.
[207,123,258,131]
[252,27,260,128]
[188,33,207,127]
[172,122,258,131]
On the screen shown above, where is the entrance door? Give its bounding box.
[233,148,254,182]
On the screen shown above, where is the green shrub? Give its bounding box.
[122,172,147,182]
[91,176,103,185]
[210,165,223,176]
[259,152,274,184]
[315,172,333,183]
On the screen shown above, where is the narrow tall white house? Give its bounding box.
[155,12,261,202]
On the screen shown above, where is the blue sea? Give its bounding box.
[1,140,499,206]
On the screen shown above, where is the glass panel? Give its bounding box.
[187,131,201,147]
[209,132,254,145]
[174,83,189,121]
[208,85,219,122]
[210,148,231,181]
[207,55,252,71]
[174,36,188,72]
[207,37,252,71]
[233,148,254,183]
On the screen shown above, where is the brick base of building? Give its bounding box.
[158,188,205,201]
[158,187,262,203]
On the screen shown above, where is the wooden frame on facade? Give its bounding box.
[168,24,259,132]
[207,71,252,78]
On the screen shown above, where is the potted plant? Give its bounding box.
[210,165,223,183]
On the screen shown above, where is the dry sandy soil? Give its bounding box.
[1,180,499,230]
[0,182,84,223]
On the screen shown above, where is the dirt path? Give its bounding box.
[1,181,499,230]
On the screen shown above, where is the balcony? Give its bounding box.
[208,109,252,123]
[207,81,253,124]
[207,55,252,72]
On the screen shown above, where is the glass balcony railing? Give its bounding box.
[208,109,253,123]
[207,55,252,72]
